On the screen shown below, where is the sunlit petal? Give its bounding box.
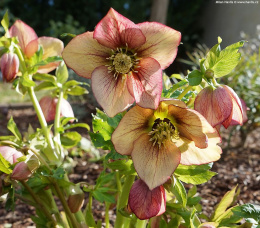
[128,179,166,220]
[62,32,111,78]
[137,22,181,69]
[92,66,134,117]
[94,8,146,49]
[132,134,181,190]
[112,105,154,155]
[127,57,162,110]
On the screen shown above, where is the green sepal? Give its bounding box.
[187,70,203,86]
[56,61,68,84]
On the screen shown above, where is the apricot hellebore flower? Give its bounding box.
[9,20,64,73]
[194,85,247,129]
[62,8,181,117]
[112,99,222,190]
[0,52,19,82]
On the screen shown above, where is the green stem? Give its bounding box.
[135,219,147,228]
[177,86,193,100]
[114,175,136,228]
[13,44,26,73]
[20,181,57,226]
[105,202,110,228]
[52,181,79,228]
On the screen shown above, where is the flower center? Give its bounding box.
[113,53,133,74]
[148,118,179,148]
[106,46,140,79]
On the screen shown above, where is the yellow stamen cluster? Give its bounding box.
[106,46,140,80]
[148,119,179,148]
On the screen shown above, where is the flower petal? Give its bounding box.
[93,8,146,49]
[112,105,154,155]
[168,105,215,149]
[222,85,243,128]
[194,86,233,127]
[132,134,181,190]
[92,66,134,117]
[37,37,64,73]
[127,57,162,109]
[128,179,166,220]
[25,39,38,58]
[9,20,38,55]
[62,32,111,79]
[136,22,181,69]
[178,132,222,165]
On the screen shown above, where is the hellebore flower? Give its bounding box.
[194,85,246,128]
[39,95,74,122]
[62,8,181,117]
[0,146,23,164]
[9,20,64,73]
[0,52,19,82]
[112,99,222,190]
[11,161,32,181]
[128,179,166,220]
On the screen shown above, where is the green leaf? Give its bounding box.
[211,186,238,221]
[85,202,97,227]
[20,75,36,87]
[0,153,12,174]
[106,159,135,175]
[5,188,15,211]
[89,132,113,150]
[60,131,81,148]
[188,185,197,198]
[56,61,68,84]
[93,189,115,203]
[232,204,260,224]
[33,73,57,84]
[174,164,216,185]
[1,11,9,33]
[172,178,187,207]
[105,148,127,160]
[7,117,22,141]
[60,33,76,38]
[66,85,88,96]
[34,56,63,67]
[162,79,188,98]
[92,113,114,141]
[34,81,56,91]
[187,70,203,86]
[63,123,90,131]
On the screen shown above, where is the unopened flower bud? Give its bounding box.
[67,193,85,213]
[205,69,214,79]
[11,162,32,181]
[0,146,23,164]
[0,52,19,82]
[39,95,74,122]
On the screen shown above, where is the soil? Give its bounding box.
[0,105,259,227]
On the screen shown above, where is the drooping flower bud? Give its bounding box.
[0,52,19,82]
[205,69,214,79]
[67,186,85,213]
[11,161,32,181]
[39,95,74,122]
[0,146,23,164]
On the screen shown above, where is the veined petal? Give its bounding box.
[128,179,166,220]
[137,22,181,69]
[24,39,38,58]
[62,32,111,79]
[9,20,38,54]
[178,132,222,165]
[168,105,215,149]
[194,86,233,127]
[222,85,243,128]
[37,37,64,73]
[127,57,162,110]
[132,134,181,190]
[112,105,154,155]
[161,98,187,108]
[93,8,146,49]
[92,66,134,117]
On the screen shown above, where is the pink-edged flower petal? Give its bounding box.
[222,85,243,128]
[0,52,19,82]
[161,98,187,108]
[11,162,32,181]
[9,20,38,55]
[136,22,181,69]
[178,132,222,165]
[132,134,181,190]
[93,8,146,49]
[62,32,111,79]
[112,105,154,155]
[0,146,23,164]
[25,39,38,58]
[92,66,134,117]
[37,37,64,73]
[127,57,162,110]
[194,86,233,128]
[240,99,248,124]
[128,179,166,220]
[168,105,216,149]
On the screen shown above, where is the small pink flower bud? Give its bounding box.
[0,146,23,164]
[0,52,19,82]
[11,162,32,181]
[39,95,74,122]
[67,193,85,213]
